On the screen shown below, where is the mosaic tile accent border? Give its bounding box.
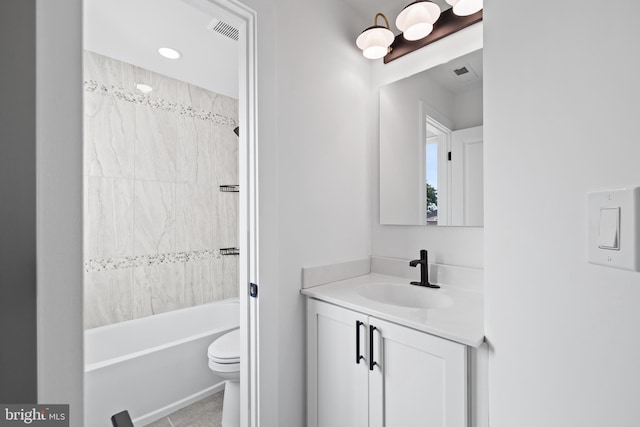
[84,80,238,127]
[85,249,223,272]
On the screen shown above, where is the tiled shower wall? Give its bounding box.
[83,51,239,329]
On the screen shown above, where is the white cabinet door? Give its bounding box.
[368,317,468,427]
[307,299,369,427]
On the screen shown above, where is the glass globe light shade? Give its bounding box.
[356,26,395,60]
[445,0,482,16]
[396,1,441,41]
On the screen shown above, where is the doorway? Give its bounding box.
[81,0,258,424]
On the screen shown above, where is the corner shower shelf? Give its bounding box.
[220,247,240,256]
[220,185,239,193]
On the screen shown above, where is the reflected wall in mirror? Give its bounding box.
[380,48,483,226]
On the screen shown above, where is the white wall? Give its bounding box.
[485,2,640,426]
[371,24,484,268]
[274,0,372,424]
[453,86,482,130]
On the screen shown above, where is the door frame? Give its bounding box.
[198,1,260,424]
[36,0,260,425]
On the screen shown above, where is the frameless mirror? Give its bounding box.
[379,48,483,226]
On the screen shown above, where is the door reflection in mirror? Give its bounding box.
[379,49,483,227]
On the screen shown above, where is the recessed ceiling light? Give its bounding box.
[136,83,153,94]
[158,47,181,59]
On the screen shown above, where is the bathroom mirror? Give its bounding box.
[379,48,483,226]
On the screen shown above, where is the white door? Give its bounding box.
[307,299,369,427]
[369,318,468,427]
[450,126,483,226]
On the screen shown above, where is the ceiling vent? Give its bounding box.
[451,63,479,82]
[207,18,239,41]
[453,66,469,76]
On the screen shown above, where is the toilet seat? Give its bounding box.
[208,359,240,373]
[208,329,240,365]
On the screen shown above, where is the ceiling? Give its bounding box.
[427,48,482,94]
[84,0,239,98]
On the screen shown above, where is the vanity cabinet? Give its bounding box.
[307,298,468,427]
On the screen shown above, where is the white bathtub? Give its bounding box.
[84,299,239,426]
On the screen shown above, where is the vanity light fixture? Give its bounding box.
[356,0,482,62]
[356,13,395,59]
[158,47,182,59]
[396,1,441,41]
[445,0,483,16]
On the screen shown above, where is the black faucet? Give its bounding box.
[409,250,439,288]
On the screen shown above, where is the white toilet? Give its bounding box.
[208,328,240,427]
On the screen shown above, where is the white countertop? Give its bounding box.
[301,273,484,348]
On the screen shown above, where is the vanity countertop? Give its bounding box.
[301,273,484,348]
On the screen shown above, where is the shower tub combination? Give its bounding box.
[85,299,239,426]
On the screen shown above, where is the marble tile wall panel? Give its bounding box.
[176,183,213,252]
[134,105,177,182]
[184,259,214,307]
[84,269,133,329]
[176,115,213,185]
[222,256,239,299]
[84,92,135,178]
[84,51,239,328]
[213,93,239,122]
[178,82,216,114]
[209,255,239,302]
[215,191,239,249]
[135,66,178,103]
[134,180,176,255]
[133,263,185,318]
[84,50,135,90]
[85,177,134,259]
[211,123,239,186]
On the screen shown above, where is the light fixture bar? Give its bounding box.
[383,8,482,63]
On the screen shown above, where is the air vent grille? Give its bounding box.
[454,66,469,76]
[208,19,239,41]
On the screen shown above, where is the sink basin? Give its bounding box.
[356,283,453,309]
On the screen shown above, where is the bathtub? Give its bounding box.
[84,299,239,426]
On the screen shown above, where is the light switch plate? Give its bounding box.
[588,187,640,271]
[597,207,619,249]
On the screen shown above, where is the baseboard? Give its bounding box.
[132,382,225,426]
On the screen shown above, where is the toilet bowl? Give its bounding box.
[208,328,240,427]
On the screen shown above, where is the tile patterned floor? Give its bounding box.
[144,391,223,427]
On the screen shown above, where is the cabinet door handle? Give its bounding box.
[355,320,364,364]
[369,325,378,371]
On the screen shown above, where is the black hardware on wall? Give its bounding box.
[220,185,239,193]
[356,321,365,364]
[220,247,240,256]
[249,282,258,298]
[233,126,240,137]
[369,325,378,371]
[448,151,452,161]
